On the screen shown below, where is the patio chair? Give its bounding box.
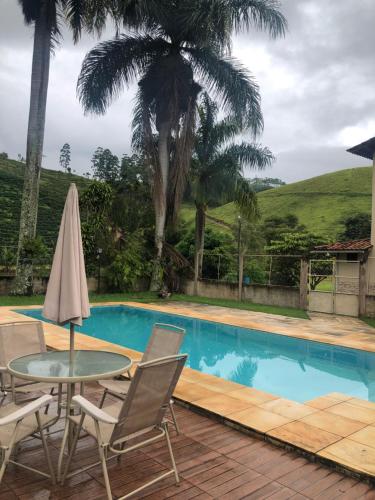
[98,323,185,433]
[0,321,60,405]
[62,354,188,499]
[0,394,56,485]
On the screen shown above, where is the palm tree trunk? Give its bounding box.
[150,122,170,291]
[194,202,206,278]
[14,6,51,295]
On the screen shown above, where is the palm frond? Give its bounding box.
[61,0,86,42]
[186,46,263,134]
[210,118,241,147]
[18,0,42,24]
[230,0,287,38]
[77,34,168,114]
[168,89,199,223]
[234,178,259,220]
[189,0,287,40]
[131,88,157,175]
[221,142,274,169]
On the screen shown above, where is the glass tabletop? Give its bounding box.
[8,350,132,383]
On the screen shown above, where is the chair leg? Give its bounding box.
[0,446,12,484]
[44,387,55,415]
[0,422,20,485]
[57,416,71,483]
[36,411,56,485]
[164,423,179,484]
[98,444,112,500]
[117,441,125,464]
[62,414,84,484]
[169,400,180,434]
[99,388,108,409]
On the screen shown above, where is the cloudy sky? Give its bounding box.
[0,0,374,183]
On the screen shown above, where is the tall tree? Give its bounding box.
[91,146,120,184]
[14,0,110,294]
[59,142,71,173]
[190,93,274,277]
[340,213,371,241]
[77,0,286,290]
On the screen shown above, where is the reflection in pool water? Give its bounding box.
[18,305,375,403]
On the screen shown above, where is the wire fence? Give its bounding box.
[199,252,303,288]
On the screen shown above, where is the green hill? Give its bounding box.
[0,158,90,250]
[182,167,373,239]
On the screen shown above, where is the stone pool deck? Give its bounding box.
[2,302,375,482]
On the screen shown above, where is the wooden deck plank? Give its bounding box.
[0,383,375,500]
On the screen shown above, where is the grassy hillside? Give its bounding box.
[0,158,90,250]
[181,167,373,238]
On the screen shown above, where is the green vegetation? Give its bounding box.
[0,292,308,319]
[181,167,373,239]
[360,317,375,329]
[0,158,89,248]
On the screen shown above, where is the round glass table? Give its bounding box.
[8,350,132,480]
[8,350,132,383]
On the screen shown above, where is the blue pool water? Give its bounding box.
[18,305,375,403]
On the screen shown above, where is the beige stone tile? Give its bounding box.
[198,377,245,393]
[228,387,278,406]
[324,392,353,402]
[326,402,375,424]
[260,398,317,419]
[174,380,218,402]
[347,397,375,411]
[268,421,341,453]
[348,425,375,447]
[305,395,347,410]
[229,407,291,433]
[300,410,366,437]
[181,369,244,393]
[318,438,375,476]
[195,394,253,416]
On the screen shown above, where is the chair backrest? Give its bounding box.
[0,321,46,386]
[142,323,185,363]
[110,354,187,444]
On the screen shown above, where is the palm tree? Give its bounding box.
[190,93,274,279]
[77,0,286,291]
[14,0,110,294]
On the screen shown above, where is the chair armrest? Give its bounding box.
[0,394,53,425]
[0,366,7,372]
[72,395,119,424]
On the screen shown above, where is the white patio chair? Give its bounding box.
[98,323,185,433]
[62,353,187,499]
[0,394,56,485]
[0,321,60,407]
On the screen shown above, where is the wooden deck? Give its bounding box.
[1,383,375,500]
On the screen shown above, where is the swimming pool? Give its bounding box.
[18,305,375,403]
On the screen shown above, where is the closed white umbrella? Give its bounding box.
[43,183,90,362]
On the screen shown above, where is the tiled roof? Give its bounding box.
[347,136,375,160]
[315,238,372,252]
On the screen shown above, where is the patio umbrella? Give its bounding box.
[42,183,90,362]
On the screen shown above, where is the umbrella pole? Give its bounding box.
[69,323,74,367]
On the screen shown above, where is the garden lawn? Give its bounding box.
[361,317,375,329]
[0,292,309,319]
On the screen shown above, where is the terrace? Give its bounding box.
[3,302,375,497]
[1,380,374,499]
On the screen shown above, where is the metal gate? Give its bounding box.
[308,258,360,316]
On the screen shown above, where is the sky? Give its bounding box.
[0,0,374,183]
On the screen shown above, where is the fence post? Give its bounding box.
[193,251,200,296]
[359,257,367,316]
[299,258,308,310]
[238,253,244,301]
